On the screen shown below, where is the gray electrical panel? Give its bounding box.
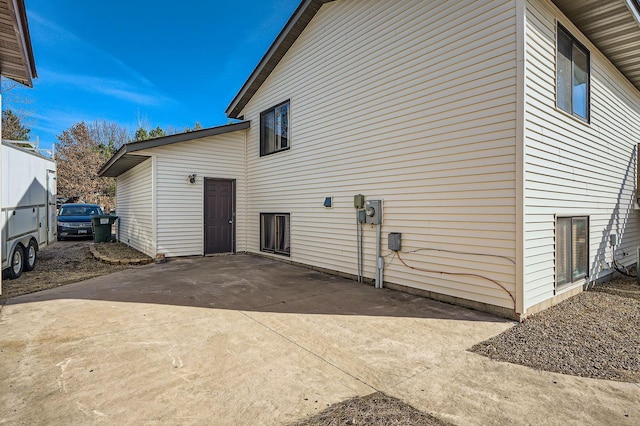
[388,233,401,251]
[354,194,365,209]
[364,200,382,225]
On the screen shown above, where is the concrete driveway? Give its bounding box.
[1,255,638,425]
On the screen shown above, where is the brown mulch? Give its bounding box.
[1,240,149,299]
[471,276,640,383]
[291,392,452,426]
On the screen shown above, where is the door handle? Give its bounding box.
[228,221,233,224]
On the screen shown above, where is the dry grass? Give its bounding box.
[1,240,148,299]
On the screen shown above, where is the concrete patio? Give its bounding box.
[1,254,638,425]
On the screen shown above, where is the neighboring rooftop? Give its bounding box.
[0,0,36,87]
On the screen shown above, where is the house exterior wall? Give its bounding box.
[240,0,520,310]
[116,158,155,257]
[151,132,247,257]
[523,0,640,310]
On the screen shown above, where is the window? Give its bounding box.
[556,216,588,287]
[261,213,290,256]
[260,100,290,156]
[556,24,590,121]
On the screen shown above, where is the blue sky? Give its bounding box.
[6,0,300,150]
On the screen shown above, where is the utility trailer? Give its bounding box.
[1,141,57,283]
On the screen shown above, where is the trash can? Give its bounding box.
[91,215,118,243]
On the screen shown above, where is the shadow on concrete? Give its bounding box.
[4,254,508,323]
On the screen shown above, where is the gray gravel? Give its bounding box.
[291,392,452,426]
[471,276,640,383]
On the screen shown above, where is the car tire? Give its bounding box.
[24,240,37,272]
[7,244,24,279]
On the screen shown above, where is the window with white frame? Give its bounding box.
[556,216,588,287]
[261,213,290,256]
[556,24,590,121]
[260,100,290,156]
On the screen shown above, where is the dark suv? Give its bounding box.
[57,203,103,240]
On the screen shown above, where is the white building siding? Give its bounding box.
[152,133,247,257]
[241,0,519,309]
[523,0,640,309]
[116,158,154,257]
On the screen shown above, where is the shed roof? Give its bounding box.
[552,0,640,91]
[0,0,36,87]
[98,121,250,178]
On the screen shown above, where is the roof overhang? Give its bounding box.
[225,0,334,119]
[99,121,250,178]
[0,0,36,87]
[552,0,640,91]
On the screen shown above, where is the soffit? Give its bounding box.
[552,0,640,90]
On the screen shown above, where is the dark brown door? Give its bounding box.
[204,178,234,254]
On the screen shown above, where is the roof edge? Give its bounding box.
[5,0,37,86]
[225,0,333,118]
[98,121,250,177]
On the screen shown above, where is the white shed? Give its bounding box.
[99,122,249,258]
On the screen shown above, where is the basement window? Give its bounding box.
[261,213,290,256]
[556,24,590,122]
[260,100,290,156]
[556,216,588,288]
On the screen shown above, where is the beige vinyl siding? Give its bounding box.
[116,158,154,257]
[152,133,247,257]
[523,0,640,309]
[241,0,519,309]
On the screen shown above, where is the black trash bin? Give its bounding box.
[91,215,118,243]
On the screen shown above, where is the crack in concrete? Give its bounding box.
[238,310,378,394]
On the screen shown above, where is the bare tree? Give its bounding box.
[1,78,34,137]
[2,109,30,140]
[88,120,131,157]
[55,122,117,211]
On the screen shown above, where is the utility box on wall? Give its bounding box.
[364,200,382,225]
[388,233,401,251]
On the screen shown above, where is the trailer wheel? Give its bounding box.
[7,244,24,279]
[24,240,37,271]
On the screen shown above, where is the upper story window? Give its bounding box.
[556,24,590,122]
[260,100,290,156]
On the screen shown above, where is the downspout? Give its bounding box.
[0,87,3,296]
[376,220,383,288]
[515,0,527,317]
[244,127,248,253]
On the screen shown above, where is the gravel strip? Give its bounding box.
[291,392,452,426]
[471,277,640,383]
